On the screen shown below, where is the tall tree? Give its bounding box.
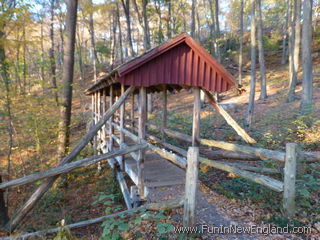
[244,0,257,128]
[166,0,172,39]
[256,0,267,100]
[281,0,290,65]
[116,2,124,63]
[154,0,164,44]
[49,0,59,105]
[88,0,98,82]
[143,0,151,49]
[215,0,221,61]
[121,0,135,57]
[191,0,196,38]
[0,0,17,226]
[57,0,78,160]
[287,0,302,102]
[238,0,244,86]
[301,0,313,110]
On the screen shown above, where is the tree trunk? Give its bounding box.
[281,0,290,65]
[49,0,59,105]
[287,0,301,102]
[57,0,78,160]
[215,0,221,61]
[76,27,84,83]
[256,0,267,100]
[300,0,313,111]
[154,0,163,44]
[166,0,172,39]
[111,7,117,68]
[40,19,46,91]
[121,0,135,57]
[191,0,196,38]
[0,30,11,227]
[238,0,244,86]
[244,0,256,128]
[143,0,151,49]
[116,2,124,63]
[88,0,98,81]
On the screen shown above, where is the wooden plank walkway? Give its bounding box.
[98,129,186,198]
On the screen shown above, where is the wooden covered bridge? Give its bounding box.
[85,33,237,198]
[2,34,320,238]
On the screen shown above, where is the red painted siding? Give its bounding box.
[118,39,234,92]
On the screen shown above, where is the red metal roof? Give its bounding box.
[117,34,235,92]
[86,34,235,95]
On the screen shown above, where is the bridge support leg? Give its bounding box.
[119,84,125,170]
[183,147,199,227]
[138,87,146,199]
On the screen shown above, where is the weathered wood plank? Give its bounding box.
[162,85,167,141]
[138,87,147,198]
[116,168,132,209]
[283,143,297,218]
[0,144,147,190]
[5,86,136,232]
[119,84,125,169]
[192,87,201,146]
[4,198,183,240]
[200,157,284,192]
[183,147,199,227]
[204,90,256,144]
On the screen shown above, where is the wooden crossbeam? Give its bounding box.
[5,86,136,232]
[0,144,147,190]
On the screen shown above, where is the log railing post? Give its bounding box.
[183,147,199,227]
[119,84,125,170]
[162,85,167,142]
[102,89,107,148]
[97,90,101,145]
[131,93,135,128]
[6,86,136,232]
[138,87,146,198]
[109,85,114,152]
[93,92,97,154]
[192,87,201,146]
[283,143,297,219]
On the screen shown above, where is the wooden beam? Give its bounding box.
[116,168,132,209]
[0,144,147,190]
[4,198,183,240]
[114,122,283,192]
[192,87,201,146]
[204,90,256,144]
[145,132,280,174]
[138,87,147,198]
[119,84,125,170]
[131,93,135,127]
[162,85,167,141]
[147,123,286,162]
[183,147,199,227]
[199,157,283,192]
[283,143,297,218]
[109,85,114,151]
[5,86,136,232]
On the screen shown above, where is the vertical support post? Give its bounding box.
[109,85,114,152]
[97,90,101,146]
[102,89,107,146]
[183,147,199,227]
[162,85,167,142]
[131,93,135,127]
[138,87,147,198]
[93,92,97,154]
[192,87,201,146]
[119,84,125,170]
[283,143,297,219]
